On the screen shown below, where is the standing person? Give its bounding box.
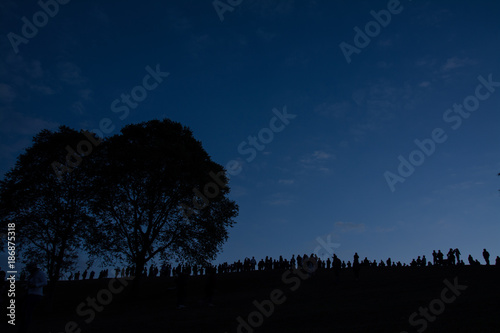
[454,248,461,263]
[332,254,341,281]
[18,263,48,333]
[483,249,490,265]
[437,250,444,266]
[353,253,360,281]
[290,255,296,270]
[447,249,455,266]
[432,250,437,265]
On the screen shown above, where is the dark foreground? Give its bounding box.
[6,265,500,333]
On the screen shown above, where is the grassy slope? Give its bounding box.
[9,265,500,333]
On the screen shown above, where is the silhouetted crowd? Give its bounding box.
[60,247,499,281]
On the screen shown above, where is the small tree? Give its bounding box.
[0,127,97,286]
[86,119,238,280]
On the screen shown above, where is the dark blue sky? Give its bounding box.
[1,0,500,269]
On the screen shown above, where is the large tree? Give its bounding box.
[0,126,99,285]
[86,119,238,279]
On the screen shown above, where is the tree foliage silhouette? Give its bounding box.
[0,126,97,284]
[86,119,238,279]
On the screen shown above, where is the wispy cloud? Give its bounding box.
[57,62,87,85]
[299,150,335,173]
[315,101,351,118]
[441,57,476,72]
[0,111,58,136]
[256,28,278,42]
[246,0,295,19]
[447,181,485,190]
[0,83,16,103]
[334,221,366,233]
[264,192,294,206]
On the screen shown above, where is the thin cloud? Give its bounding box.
[58,62,87,85]
[441,57,476,72]
[334,221,366,233]
[299,150,335,173]
[0,83,16,103]
[264,192,295,206]
[315,101,351,118]
[0,111,59,136]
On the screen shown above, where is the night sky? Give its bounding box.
[1,0,500,270]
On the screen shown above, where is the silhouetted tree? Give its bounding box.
[0,127,98,286]
[86,119,238,281]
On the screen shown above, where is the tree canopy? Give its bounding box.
[0,126,97,283]
[1,118,238,282]
[85,119,238,278]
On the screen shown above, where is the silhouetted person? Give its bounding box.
[454,248,461,263]
[18,263,47,333]
[437,250,444,266]
[89,271,95,280]
[422,255,427,267]
[258,259,264,271]
[74,271,80,280]
[468,254,475,265]
[447,249,455,266]
[82,269,88,280]
[353,253,360,280]
[332,254,341,281]
[483,249,490,265]
[250,256,256,271]
[496,256,500,266]
[432,250,437,265]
